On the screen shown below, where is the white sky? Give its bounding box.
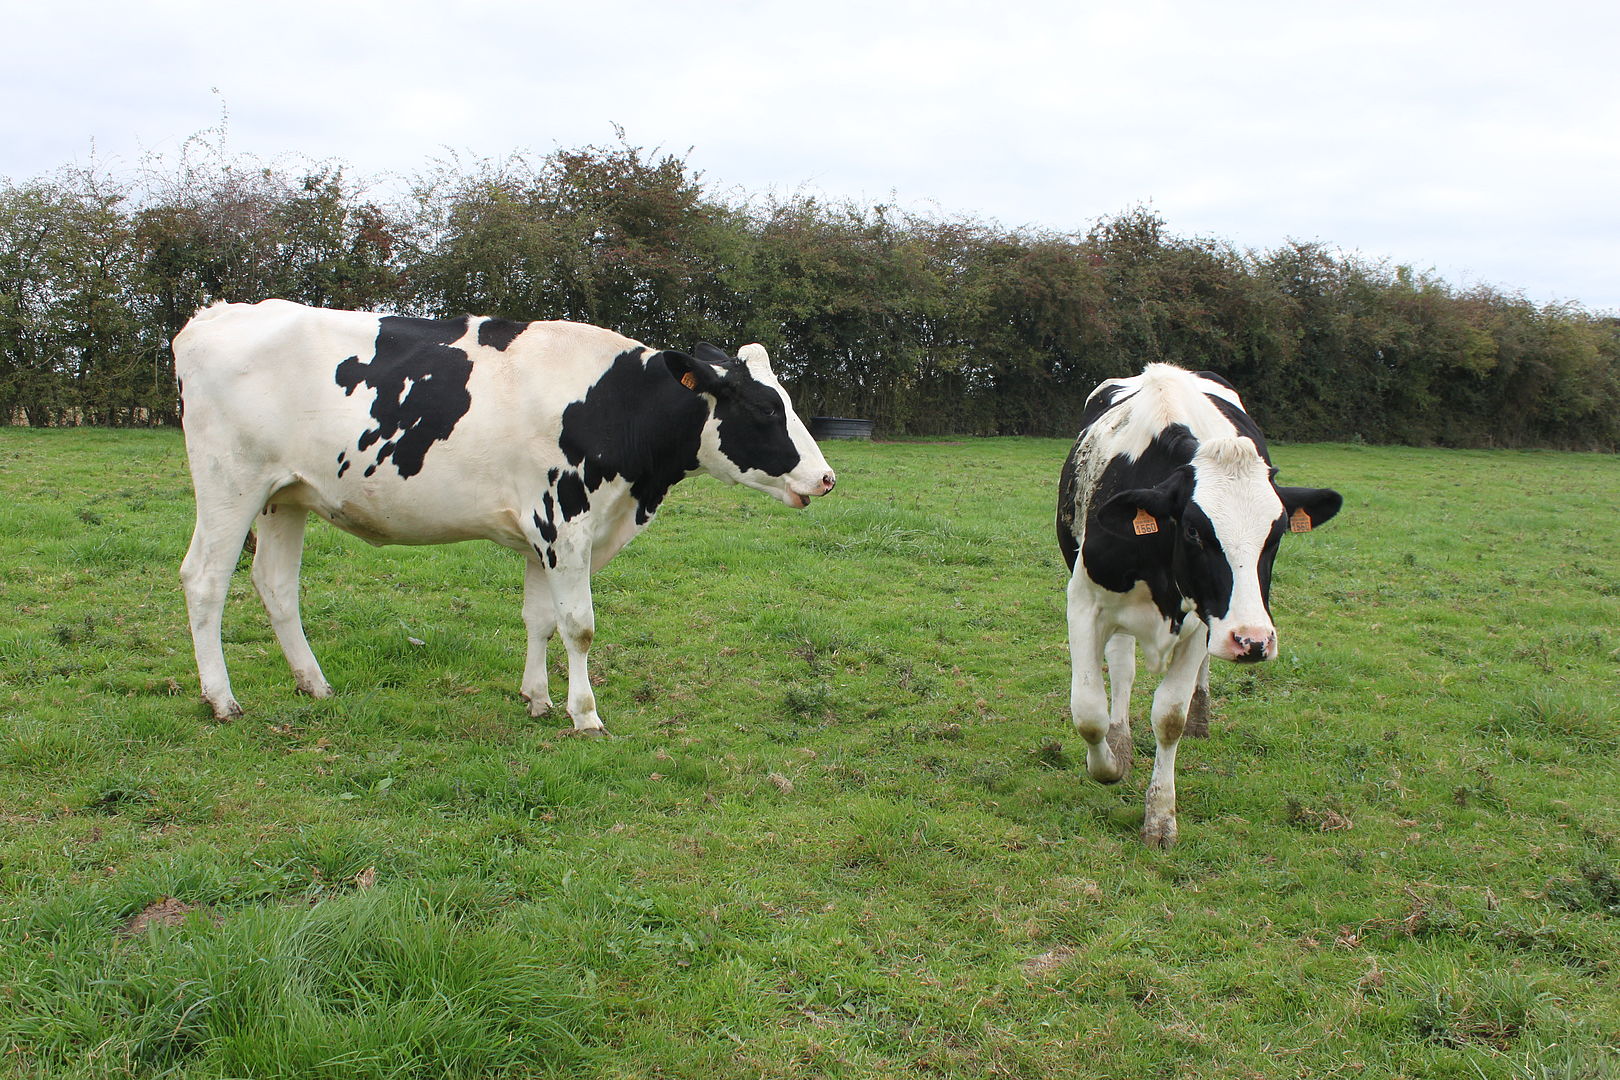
[6,0,1617,312]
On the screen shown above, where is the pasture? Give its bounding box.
[1,428,1616,1079]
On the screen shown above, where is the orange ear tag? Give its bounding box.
[1132,508,1159,536]
[1289,507,1313,533]
[680,371,698,390]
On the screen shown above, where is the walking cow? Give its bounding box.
[1057,364,1341,847]
[175,300,837,733]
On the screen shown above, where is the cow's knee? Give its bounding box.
[1073,695,1130,785]
[563,622,593,652]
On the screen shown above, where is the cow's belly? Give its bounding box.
[270,474,531,550]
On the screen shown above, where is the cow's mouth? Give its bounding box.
[785,489,810,510]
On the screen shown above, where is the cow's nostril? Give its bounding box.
[822,472,836,491]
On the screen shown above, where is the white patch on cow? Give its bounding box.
[1095,364,1248,464]
[1190,436,1283,646]
[1188,437,1283,659]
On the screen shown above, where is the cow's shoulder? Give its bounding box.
[553,348,708,527]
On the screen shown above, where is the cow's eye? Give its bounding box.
[1184,523,1202,545]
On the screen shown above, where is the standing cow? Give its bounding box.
[1057,364,1341,847]
[175,300,836,732]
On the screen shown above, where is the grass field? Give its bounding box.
[1,428,1617,1079]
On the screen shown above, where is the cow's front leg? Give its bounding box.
[1141,624,1210,849]
[544,550,607,736]
[520,553,557,716]
[1068,579,1130,783]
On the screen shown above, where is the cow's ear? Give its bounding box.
[1277,486,1342,533]
[1095,469,1190,539]
[692,342,734,366]
[662,349,730,395]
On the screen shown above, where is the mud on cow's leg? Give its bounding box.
[1184,652,1213,739]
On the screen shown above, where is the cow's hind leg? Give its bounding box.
[251,504,332,699]
[1103,632,1137,774]
[1141,627,1209,849]
[545,557,607,736]
[1184,653,1212,738]
[181,487,270,720]
[520,553,557,716]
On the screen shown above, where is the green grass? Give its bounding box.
[2,428,1617,1079]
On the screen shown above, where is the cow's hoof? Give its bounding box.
[1141,818,1178,849]
[1184,688,1210,738]
[207,697,243,722]
[562,726,611,739]
[296,680,334,700]
[523,693,554,718]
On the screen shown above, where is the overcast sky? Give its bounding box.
[6,0,1616,312]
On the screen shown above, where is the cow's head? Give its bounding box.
[663,343,836,508]
[1097,437,1340,662]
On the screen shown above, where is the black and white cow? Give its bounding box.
[1057,364,1341,847]
[175,299,836,731]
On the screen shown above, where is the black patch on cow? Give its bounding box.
[1193,370,1236,392]
[711,363,801,478]
[1204,392,1272,463]
[582,456,615,492]
[1080,425,1200,627]
[334,315,474,479]
[532,507,558,545]
[478,317,527,351]
[557,348,710,525]
[1173,501,1236,625]
[556,470,590,522]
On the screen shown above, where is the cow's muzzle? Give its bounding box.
[1217,627,1277,663]
[786,470,837,509]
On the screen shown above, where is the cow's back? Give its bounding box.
[176,299,643,424]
